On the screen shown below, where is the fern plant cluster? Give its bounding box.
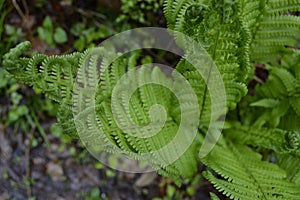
[2,0,300,199]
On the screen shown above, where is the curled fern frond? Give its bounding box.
[2,41,31,80]
[3,42,81,103]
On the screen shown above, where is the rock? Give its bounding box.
[46,161,64,181]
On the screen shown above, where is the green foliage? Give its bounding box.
[117,0,164,26]
[70,22,111,51]
[85,188,102,200]
[37,16,68,46]
[225,123,300,155]
[276,154,300,186]
[164,0,300,198]
[3,41,80,137]
[247,52,300,129]
[0,0,52,143]
[164,0,250,114]
[2,0,300,199]
[152,177,201,200]
[0,0,25,63]
[4,24,25,45]
[202,139,300,200]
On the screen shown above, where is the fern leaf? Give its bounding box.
[276,153,300,186]
[251,6,300,63]
[210,192,221,200]
[271,68,297,94]
[250,98,280,108]
[203,139,300,200]
[237,0,265,31]
[267,0,300,14]
[2,41,31,80]
[289,96,300,116]
[225,123,300,155]
[247,51,300,128]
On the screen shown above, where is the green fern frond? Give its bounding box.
[164,0,252,121]
[57,98,77,137]
[278,111,300,132]
[2,41,31,79]
[289,96,300,116]
[247,52,300,127]
[203,139,300,200]
[72,47,201,180]
[3,42,81,103]
[210,192,221,200]
[276,153,300,186]
[250,3,300,63]
[99,64,200,178]
[267,0,300,14]
[164,0,191,30]
[237,0,264,31]
[250,98,280,108]
[225,123,300,155]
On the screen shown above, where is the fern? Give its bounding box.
[246,52,300,128]
[276,154,300,186]
[2,0,300,198]
[2,43,203,182]
[163,0,300,198]
[250,1,300,63]
[165,0,250,118]
[202,139,300,200]
[3,41,81,103]
[224,122,300,155]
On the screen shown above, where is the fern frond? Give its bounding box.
[75,50,201,180]
[250,98,280,108]
[267,0,300,14]
[225,123,300,155]
[163,0,191,31]
[289,96,300,116]
[203,139,300,200]
[276,153,300,186]
[2,41,31,80]
[247,52,300,127]
[164,0,252,127]
[57,98,77,137]
[237,0,264,31]
[250,3,300,63]
[3,42,81,103]
[210,192,221,200]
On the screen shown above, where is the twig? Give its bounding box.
[21,0,29,16]
[12,0,26,21]
[84,169,101,185]
[12,0,33,39]
[253,75,264,84]
[75,8,106,20]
